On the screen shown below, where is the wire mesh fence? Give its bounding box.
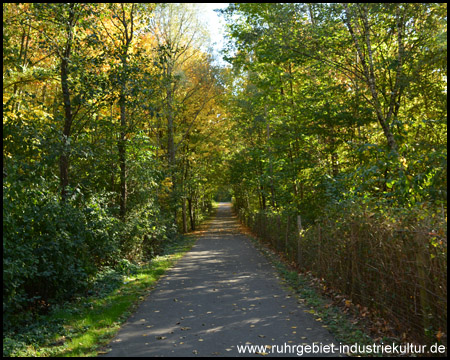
[237,206,447,346]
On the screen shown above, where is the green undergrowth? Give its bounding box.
[3,234,197,357]
[244,232,385,357]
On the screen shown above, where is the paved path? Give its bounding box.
[101,203,343,357]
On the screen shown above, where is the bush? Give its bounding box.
[3,184,120,332]
[118,200,177,261]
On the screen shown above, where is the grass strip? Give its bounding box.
[4,234,197,357]
[241,229,384,357]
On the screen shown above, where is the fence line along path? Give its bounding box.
[100,202,344,357]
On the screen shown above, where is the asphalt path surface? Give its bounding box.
[101,203,344,357]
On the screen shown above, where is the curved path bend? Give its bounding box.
[101,203,344,357]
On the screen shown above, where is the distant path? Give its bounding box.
[101,203,343,357]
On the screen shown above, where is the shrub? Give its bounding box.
[3,184,120,332]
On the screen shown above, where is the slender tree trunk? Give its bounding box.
[182,198,188,233]
[167,85,176,167]
[261,185,266,210]
[331,152,339,177]
[116,3,134,219]
[118,93,127,218]
[118,50,129,218]
[59,6,75,201]
[259,159,266,210]
[165,63,178,222]
[266,105,275,208]
[181,153,189,233]
[188,196,195,231]
[288,144,298,198]
[343,4,399,154]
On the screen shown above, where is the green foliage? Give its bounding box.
[2,0,447,353]
[3,179,121,331]
[118,200,178,261]
[3,232,196,357]
[223,2,447,345]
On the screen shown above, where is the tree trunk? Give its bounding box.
[119,55,128,218]
[116,3,134,219]
[266,105,275,208]
[343,4,399,154]
[59,7,75,201]
[118,121,127,218]
[165,62,178,222]
[182,198,188,233]
[188,196,195,231]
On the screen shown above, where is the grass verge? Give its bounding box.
[236,220,390,357]
[245,235,447,357]
[3,234,197,357]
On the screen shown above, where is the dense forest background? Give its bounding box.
[4,2,229,334]
[3,2,447,350]
[221,3,447,344]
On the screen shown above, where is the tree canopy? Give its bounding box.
[3,2,447,351]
